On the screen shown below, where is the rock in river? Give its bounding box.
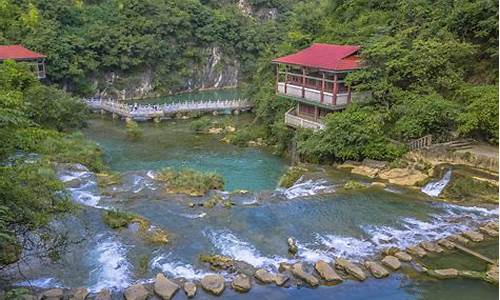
[95,289,111,300]
[314,260,343,282]
[41,289,64,300]
[479,226,499,237]
[447,234,470,245]
[429,268,459,279]
[420,241,444,253]
[406,245,427,258]
[437,239,455,250]
[69,288,88,300]
[335,258,366,281]
[255,269,276,284]
[183,282,197,298]
[394,251,412,262]
[232,274,252,293]
[287,237,298,255]
[462,231,484,242]
[364,261,390,278]
[124,284,149,300]
[201,274,225,296]
[381,256,401,271]
[274,273,290,286]
[154,273,179,300]
[291,263,319,287]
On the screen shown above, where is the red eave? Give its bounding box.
[272,43,361,71]
[0,45,46,60]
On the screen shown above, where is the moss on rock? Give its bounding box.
[155,168,225,196]
[278,166,308,188]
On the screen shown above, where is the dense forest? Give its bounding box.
[0,0,498,265]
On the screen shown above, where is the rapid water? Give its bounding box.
[6,114,499,300]
[421,169,452,197]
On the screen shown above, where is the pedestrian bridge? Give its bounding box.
[84,98,253,121]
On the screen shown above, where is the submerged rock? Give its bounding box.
[381,256,401,271]
[154,273,179,300]
[420,241,444,253]
[287,237,298,255]
[364,261,390,278]
[124,284,149,300]
[95,289,111,300]
[314,260,343,282]
[291,263,319,287]
[201,274,225,296]
[335,258,366,281]
[462,231,484,242]
[485,263,499,284]
[429,268,459,279]
[41,289,64,300]
[231,274,252,293]
[394,251,412,262]
[406,245,427,258]
[183,282,197,298]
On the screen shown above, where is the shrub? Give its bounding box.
[102,210,138,229]
[126,120,143,140]
[155,168,225,196]
[190,116,213,132]
[278,166,307,188]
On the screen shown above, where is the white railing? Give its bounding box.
[277,82,349,107]
[284,108,325,131]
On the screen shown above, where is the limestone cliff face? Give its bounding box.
[93,47,239,100]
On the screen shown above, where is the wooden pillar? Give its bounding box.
[284,65,288,94]
[320,73,325,103]
[314,106,318,121]
[275,64,279,95]
[347,85,352,103]
[301,67,306,98]
[332,73,338,106]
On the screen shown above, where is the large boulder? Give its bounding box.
[381,256,401,271]
[314,260,343,282]
[154,273,179,300]
[94,289,111,300]
[394,251,412,262]
[255,269,275,284]
[291,263,319,287]
[420,241,444,253]
[335,258,366,281]
[201,274,225,296]
[69,288,89,300]
[462,231,484,242]
[124,284,149,300]
[287,237,298,255]
[183,282,197,298]
[406,245,427,258]
[231,274,251,293]
[485,263,499,284]
[364,261,390,279]
[41,289,64,300]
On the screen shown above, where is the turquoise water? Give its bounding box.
[125,88,242,105]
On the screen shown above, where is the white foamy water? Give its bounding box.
[205,230,285,268]
[58,165,102,208]
[282,178,336,199]
[15,277,63,289]
[89,237,132,292]
[422,169,452,197]
[131,175,156,193]
[315,234,377,260]
[151,254,209,279]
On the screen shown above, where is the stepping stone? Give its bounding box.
[124,284,149,300]
[291,263,320,287]
[485,264,499,284]
[41,289,64,300]
[231,274,251,293]
[154,273,179,300]
[484,221,499,231]
[448,234,469,245]
[314,260,343,282]
[274,273,290,286]
[335,258,366,281]
[420,241,444,253]
[381,256,401,271]
[201,274,225,296]
[95,290,111,300]
[255,269,276,284]
[462,231,484,242]
[437,239,455,250]
[394,251,412,262]
[406,245,427,258]
[69,288,88,300]
[364,261,390,278]
[430,268,459,279]
[479,226,499,237]
[183,282,197,298]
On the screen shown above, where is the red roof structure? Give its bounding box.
[272,43,361,71]
[0,45,46,61]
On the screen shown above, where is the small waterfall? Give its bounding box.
[421,169,452,197]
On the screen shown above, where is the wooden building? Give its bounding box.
[0,45,46,79]
[272,43,365,130]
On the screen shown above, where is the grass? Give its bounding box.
[343,180,367,190]
[278,166,307,188]
[102,209,138,229]
[442,176,498,203]
[102,210,169,244]
[126,120,143,140]
[155,168,225,196]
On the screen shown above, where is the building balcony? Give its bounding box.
[284,107,325,131]
[277,82,350,109]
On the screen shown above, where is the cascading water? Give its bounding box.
[421,169,452,197]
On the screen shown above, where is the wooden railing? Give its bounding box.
[284,107,325,131]
[408,135,433,151]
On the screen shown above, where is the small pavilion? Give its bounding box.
[0,45,47,79]
[272,43,364,130]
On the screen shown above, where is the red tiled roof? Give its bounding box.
[0,45,46,60]
[272,43,361,71]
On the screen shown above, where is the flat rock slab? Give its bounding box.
[448,234,469,245]
[479,226,499,237]
[314,260,343,282]
[407,245,427,258]
[364,261,390,278]
[41,289,64,300]
[274,273,290,286]
[437,239,455,250]
[431,268,459,279]
[154,273,179,300]
[394,251,412,262]
[69,288,88,300]
[201,274,225,296]
[291,263,320,287]
[183,282,197,298]
[420,241,444,253]
[462,231,484,242]
[232,274,252,293]
[255,269,276,284]
[485,264,499,284]
[124,284,149,300]
[381,256,401,271]
[335,258,366,281]
[95,289,111,300]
